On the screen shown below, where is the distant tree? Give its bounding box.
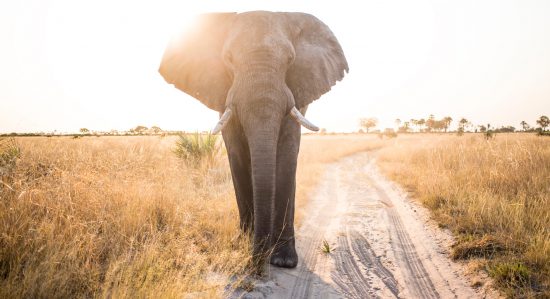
[134,125,148,135]
[458,117,470,133]
[80,128,89,134]
[536,115,549,131]
[494,126,515,133]
[359,118,378,133]
[410,119,417,132]
[484,124,495,139]
[151,126,162,134]
[479,125,487,133]
[426,115,435,132]
[520,121,530,132]
[394,118,401,129]
[442,116,453,133]
[398,123,410,133]
[417,118,426,132]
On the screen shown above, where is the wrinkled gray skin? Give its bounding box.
[159,11,348,268]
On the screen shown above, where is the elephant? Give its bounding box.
[159,11,348,268]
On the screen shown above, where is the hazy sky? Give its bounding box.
[1,0,549,133]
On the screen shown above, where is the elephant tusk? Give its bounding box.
[211,108,232,134]
[290,107,319,131]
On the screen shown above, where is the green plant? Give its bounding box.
[321,240,332,254]
[174,132,219,166]
[489,261,531,291]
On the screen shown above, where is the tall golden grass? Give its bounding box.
[2,134,547,297]
[0,135,381,298]
[377,134,549,297]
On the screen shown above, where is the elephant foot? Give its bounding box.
[270,239,298,268]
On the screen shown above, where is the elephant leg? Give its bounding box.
[222,123,254,233]
[270,114,301,268]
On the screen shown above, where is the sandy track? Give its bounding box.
[231,152,487,299]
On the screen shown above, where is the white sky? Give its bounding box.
[1,0,549,133]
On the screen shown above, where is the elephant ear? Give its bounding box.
[285,13,349,109]
[159,13,236,112]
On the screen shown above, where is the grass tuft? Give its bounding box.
[451,235,506,260]
[173,132,219,167]
[489,261,531,291]
[321,240,332,254]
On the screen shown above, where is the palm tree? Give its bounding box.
[402,121,410,132]
[410,119,417,132]
[418,118,426,132]
[426,115,435,132]
[442,116,453,133]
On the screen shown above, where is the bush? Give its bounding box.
[174,133,220,166]
[536,128,550,136]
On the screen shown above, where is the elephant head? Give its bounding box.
[159,11,347,268]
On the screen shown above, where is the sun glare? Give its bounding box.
[0,0,549,133]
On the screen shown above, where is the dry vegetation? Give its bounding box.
[0,135,380,298]
[0,136,248,298]
[377,134,549,298]
[1,133,547,298]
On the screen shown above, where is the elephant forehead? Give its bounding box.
[226,13,292,50]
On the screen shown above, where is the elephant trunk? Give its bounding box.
[231,68,285,260]
[247,127,279,257]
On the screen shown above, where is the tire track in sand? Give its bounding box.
[370,179,439,299]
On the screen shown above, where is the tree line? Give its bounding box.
[359,115,549,135]
[1,126,188,137]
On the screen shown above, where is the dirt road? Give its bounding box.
[232,152,488,299]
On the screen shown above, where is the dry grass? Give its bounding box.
[0,134,381,298]
[3,133,546,297]
[377,133,550,298]
[0,136,247,298]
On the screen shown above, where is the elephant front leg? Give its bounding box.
[270,115,300,268]
[222,129,254,233]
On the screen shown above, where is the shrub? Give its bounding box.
[489,261,532,291]
[174,132,220,166]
